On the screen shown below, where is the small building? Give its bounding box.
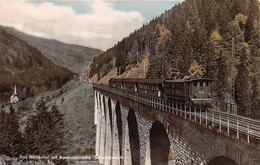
[10,85,19,104]
[83,75,91,83]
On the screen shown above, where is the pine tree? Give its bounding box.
[251,76,259,119]
[245,1,260,118]
[7,105,24,157]
[1,109,12,155]
[50,104,66,165]
[0,109,8,154]
[24,115,38,155]
[50,104,64,155]
[235,46,251,116]
[209,29,228,109]
[244,0,259,59]
[34,97,53,155]
[244,0,259,43]
[24,98,66,160]
[213,52,228,110]
[115,39,128,75]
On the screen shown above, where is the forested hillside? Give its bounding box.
[4,26,102,74]
[0,27,72,102]
[90,0,259,118]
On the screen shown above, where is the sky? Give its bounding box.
[0,0,183,51]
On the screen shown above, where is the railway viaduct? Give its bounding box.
[93,85,260,165]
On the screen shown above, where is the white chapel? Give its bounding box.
[10,85,19,104]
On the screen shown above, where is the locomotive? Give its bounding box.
[109,76,213,105]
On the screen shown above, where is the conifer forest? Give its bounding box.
[90,0,260,118]
[0,98,66,164]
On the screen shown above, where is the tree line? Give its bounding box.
[0,98,65,164]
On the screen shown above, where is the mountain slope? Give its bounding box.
[89,0,259,117]
[4,26,102,73]
[0,26,72,102]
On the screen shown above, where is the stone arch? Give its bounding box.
[127,108,141,165]
[150,121,170,165]
[204,142,244,165]
[208,156,238,165]
[115,101,123,158]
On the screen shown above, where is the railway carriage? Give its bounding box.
[122,78,140,92]
[109,76,213,106]
[137,79,164,97]
[110,78,124,89]
[109,78,117,88]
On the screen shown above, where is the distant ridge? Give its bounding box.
[4,26,103,74]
